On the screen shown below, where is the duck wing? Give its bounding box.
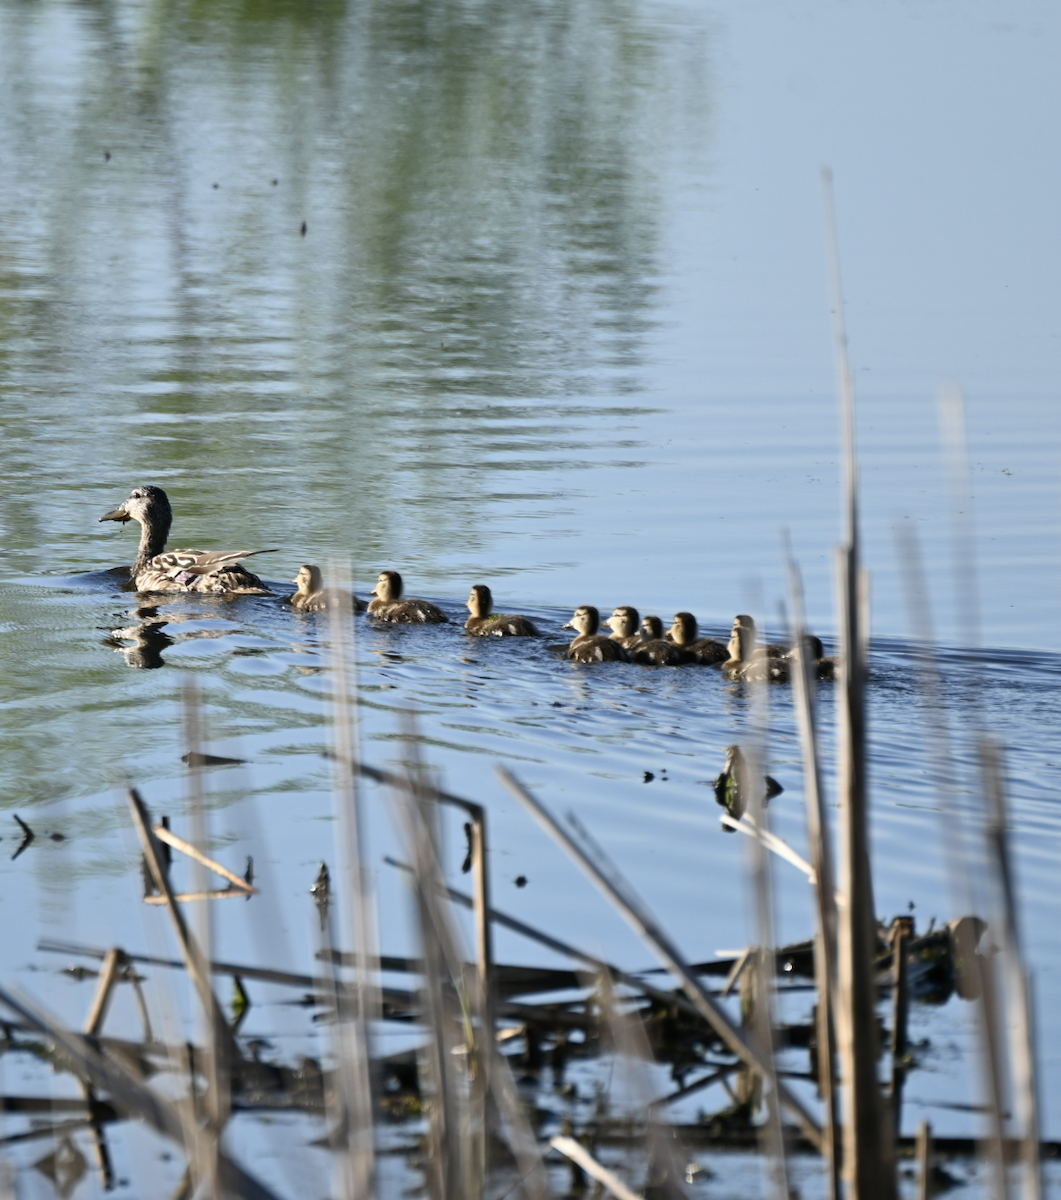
[149,547,279,576]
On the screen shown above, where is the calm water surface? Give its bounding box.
[1,0,1060,1194]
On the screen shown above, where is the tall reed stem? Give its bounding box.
[822,165,896,1200]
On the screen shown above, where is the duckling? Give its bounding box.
[561,606,627,663]
[783,633,837,681]
[667,612,728,665]
[722,615,788,681]
[368,571,448,624]
[464,584,539,636]
[287,565,366,614]
[642,614,665,642]
[713,746,784,829]
[99,485,275,594]
[603,606,643,651]
[632,615,689,666]
[641,614,664,641]
[726,615,787,660]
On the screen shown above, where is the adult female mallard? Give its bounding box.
[464,585,539,636]
[368,571,448,624]
[632,615,689,666]
[562,606,627,663]
[667,612,728,665]
[603,606,643,651]
[100,485,275,594]
[287,565,366,614]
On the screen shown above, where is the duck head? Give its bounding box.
[668,611,698,646]
[100,485,173,568]
[293,565,323,593]
[604,605,639,639]
[100,484,173,534]
[562,605,600,637]
[640,615,664,642]
[371,570,403,602]
[728,614,757,662]
[787,632,824,662]
[467,584,493,618]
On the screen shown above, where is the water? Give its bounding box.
[1,0,1060,1193]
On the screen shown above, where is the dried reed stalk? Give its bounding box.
[980,739,1041,1200]
[740,651,791,1200]
[184,679,225,1198]
[822,165,896,1200]
[325,563,378,1200]
[786,547,840,1200]
[916,1120,932,1200]
[392,727,478,1200]
[151,826,256,894]
[549,1137,641,1200]
[126,783,239,1194]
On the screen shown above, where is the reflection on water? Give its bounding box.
[0,0,699,584]
[102,602,173,668]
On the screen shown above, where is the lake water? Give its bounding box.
[1,0,1060,1194]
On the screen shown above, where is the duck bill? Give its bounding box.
[99,504,131,523]
[561,621,574,630]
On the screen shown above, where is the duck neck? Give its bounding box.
[132,515,169,573]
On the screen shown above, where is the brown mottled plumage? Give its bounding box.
[562,606,626,663]
[368,570,448,624]
[99,485,274,594]
[464,584,539,636]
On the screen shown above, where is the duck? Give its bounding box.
[561,606,627,663]
[287,565,366,614]
[783,633,837,681]
[464,585,539,636]
[99,485,275,594]
[632,615,689,666]
[641,615,665,641]
[368,571,448,624]
[722,614,789,680]
[666,612,728,665]
[713,745,784,829]
[726,615,787,660]
[603,606,644,651]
